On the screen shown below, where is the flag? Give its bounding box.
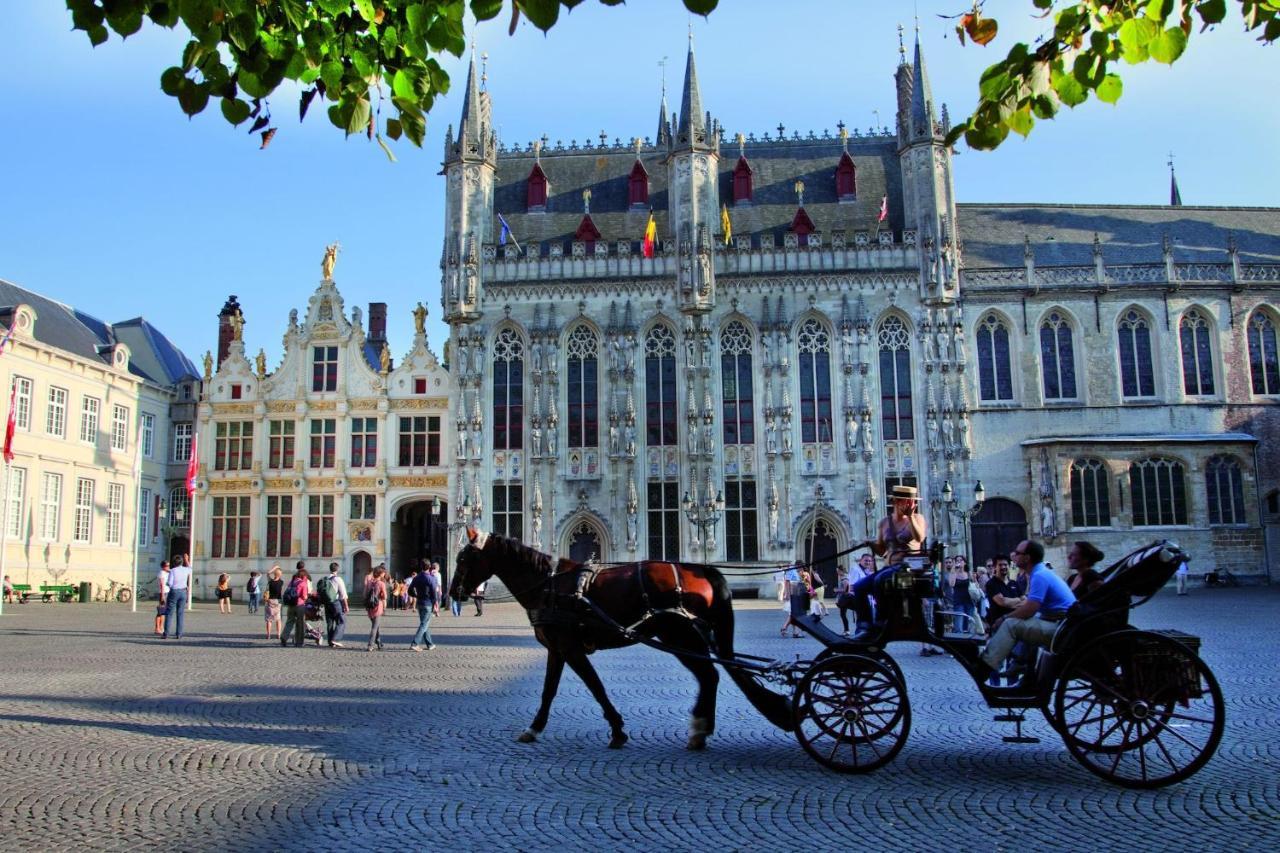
[497,212,522,251]
[0,324,13,357]
[721,204,732,245]
[642,212,656,258]
[1170,173,1183,207]
[3,382,15,464]
[877,195,889,223]
[185,434,199,498]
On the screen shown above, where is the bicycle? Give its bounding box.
[1203,570,1239,588]
[96,578,134,603]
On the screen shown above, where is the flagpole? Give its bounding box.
[128,415,144,614]
[0,463,9,617]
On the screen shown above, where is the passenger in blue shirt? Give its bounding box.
[979,539,1076,678]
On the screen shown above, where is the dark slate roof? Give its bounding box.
[113,318,201,384]
[492,136,901,249]
[361,340,382,373]
[958,204,1280,268]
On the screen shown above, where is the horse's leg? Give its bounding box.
[518,648,566,744]
[654,618,720,751]
[562,650,628,749]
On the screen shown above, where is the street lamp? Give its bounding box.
[941,480,985,569]
[430,495,447,597]
[682,485,725,564]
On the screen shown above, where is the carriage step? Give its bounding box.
[1002,735,1041,744]
[992,713,1025,723]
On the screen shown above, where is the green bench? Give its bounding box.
[41,584,77,603]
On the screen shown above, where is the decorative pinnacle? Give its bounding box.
[658,55,668,97]
[582,188,591,214]
[480,52,488,89]
[898,23,906,60]
[794,180,805,206]
[735,131,745,156]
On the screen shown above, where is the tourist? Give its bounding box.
[1175,558,1190,596]
[471,577,486,616]
[835,566,856,636]
[264,565,284,641]
[780,567,809,639]
[1066,541,1105,596]
[2,574,14,604]
[365,564,388,651]
[281,562,312,648]
[216,573,232,614]
[851,484,928,640]
[405,569,419,612]
[153,560,170,636]
[409,563,441,650]
[979,540,1076,682]
[319,562,349,648]
[948,556,976,634]
[161,555,193,640]
[246,570,262,614]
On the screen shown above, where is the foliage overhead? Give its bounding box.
[65,1,1272,155]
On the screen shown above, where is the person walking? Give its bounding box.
[281,563,312,648]
[216,573,232,614]
[161,555,193,640]
[780,568,810,639]
[364,564,388,651]
[471,576,486,617]
[319,562,349,648]
[153,560,170,636]
[1175,558,1190,595]
[245,571,262,614]
[263,565,284,641]
[948,557,976,635]
[409,563,441,651]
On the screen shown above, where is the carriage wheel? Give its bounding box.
[815,646,905,685]
[1052,630,1224,789]
[791,654,910,774]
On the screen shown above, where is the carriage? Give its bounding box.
[452,533,1223,790]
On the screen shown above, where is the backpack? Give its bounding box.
[245,577,257,593]
[364,580,382,609]
[282,578,302,606]
[316,576,335,605]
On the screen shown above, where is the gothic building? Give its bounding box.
[439,37,1280,589]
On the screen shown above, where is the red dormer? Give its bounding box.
[732,156,753,204]
[790,207,816,246]
[835,152,856,201]
[575,214,602,246]
[628,161,649,207]
[527,162,549,210]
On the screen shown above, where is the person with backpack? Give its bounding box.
[318,562,349,648]
[263,565,284,641]
[409,562,441,651]
[364,564,388,652]
[281,563,312,648]
[245,571,261,614]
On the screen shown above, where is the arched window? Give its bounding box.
[1069,458,1111,528]
[724,480,759,562]
[566,325,599,448]
[732,156,753,204]
[1205,455,1245,526]
[720,321,754,446]
[1039,311,1078,400]
[526,162,548,210]
[628,160,649,207]
[167,486,191,526]
[798,318,833,443]
[878,317,914,441]
[568,520,603,564]
[1129,457,1187,527]
[644,324,677,447]
[1179,309,1215,396]
[1118,310,1156,398]
[834,152,856,201]
[976,313,1013,402]
[492,328,524,450]
[1248,310,1280,395]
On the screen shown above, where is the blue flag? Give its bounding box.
[497,213,521,251]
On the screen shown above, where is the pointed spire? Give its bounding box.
[675,42,709,150]
[459,48,482,145]
[657,88,671,148]
[910,32,938,139]
[1168,152,1183,206]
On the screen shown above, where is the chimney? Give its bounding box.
[217,295,242,369]
[368,302,387,346]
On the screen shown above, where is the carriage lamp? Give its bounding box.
[431,495,441,518]
[942,481,954,505]
[973,480,986,507]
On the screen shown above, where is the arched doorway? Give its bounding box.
[567,520,604,564]
[971,498,1028,567]
[799,517,841,597]
[168,535,189,563]
[390,499,448,581]
[351,551,373,594]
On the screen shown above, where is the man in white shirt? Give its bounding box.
[321,562,349,648]
[162,555,193,640]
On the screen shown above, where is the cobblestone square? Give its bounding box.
[1,590,1276,851]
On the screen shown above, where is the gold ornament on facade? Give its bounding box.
[208,479,253,493]
[229,311,244,341]
[413,302,427,335]
[255,348,267,379]
[322,242,340,280]
[203,351,213,382]
[391,397,448,410]
[380,341,391,374]
[389,475,448,488]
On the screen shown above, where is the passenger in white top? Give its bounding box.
[322,563,349,648]
[162,555,193,640]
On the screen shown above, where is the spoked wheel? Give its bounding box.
[792,654,910,774]
[1052,630,1224,788]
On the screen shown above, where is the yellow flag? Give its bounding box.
[721,204,732,245]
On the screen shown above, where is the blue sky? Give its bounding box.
[1,1,1275,366]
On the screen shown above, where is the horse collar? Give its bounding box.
[471,529,490,550]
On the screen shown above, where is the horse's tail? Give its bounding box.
[706,568,796,733]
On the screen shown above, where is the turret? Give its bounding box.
[216,295,242,369]
[442,51,496,325]
[667,40,720,314]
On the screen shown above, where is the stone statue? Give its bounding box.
[532,508,543,549]
[697,251,713,297]
[845,412,858,452]
[610,338,624,373]
[781,423,793,453]
[923,328,937,362]
[413,302,427,335]
[531,340,543,372]
[255,349,267,379]
[1041,500,1057,539]
[762,332,774,369]
[935,326,951,363]
[471,424,483,458]
[321,242,339,280]
[941,411,956,452]
[842,332,856,368]
[464,263,478,304]
[859,413,873,450]
[685,334,697,368]
[926,412,939,450]
[379,342,391,374]
[229,311,244,341]
[546,415,558,457]
[702,420,715,456]
[957,410,970,450]
[608,419,620,456]
[529,423,542,458]
[202,351,213,382]
[767,485,781,543]
[766,419,778,455]
[456,427,467,460]
[687,422,698,456]
[624,422,636,457]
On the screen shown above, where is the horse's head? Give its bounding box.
[452,526,493,602]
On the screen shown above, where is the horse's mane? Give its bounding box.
[490,535,564,577]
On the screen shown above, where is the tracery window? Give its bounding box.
[1248,311,1280,395]
[720,321,755,446]
[1179,309,1216,396]
[644,324,677,447]
[1040,311,1078,400]
[566,325,599,448]
[646,480,680,561]
[1129,457,1187,527]
[724,479,759,562]
[492,328,524,451]
[877,317,913,441]
[1069,458,1111,528]
[1118,310,1156,398]
[798,318,833,444]
[1205,456,1245,526]
[976,313,1014,402]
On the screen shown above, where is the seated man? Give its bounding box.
[851,484,927,640]
[983,555,1022,629]
[979,539,1076,682]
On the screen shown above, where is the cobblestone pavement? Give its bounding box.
[0,588,1276,852]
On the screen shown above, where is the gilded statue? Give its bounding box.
[255,348,267,379]
[321,242,340,280]
[229,311,244,341]
[202,350,213,381]
[379,341,391,374]
[413,302,427,335]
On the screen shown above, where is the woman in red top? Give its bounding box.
[365,565,388,652]
[281,565,312,648]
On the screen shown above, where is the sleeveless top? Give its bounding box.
[953,575,971,603]
[882,515,923,563]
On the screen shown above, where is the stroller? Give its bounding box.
[303,595,325,646]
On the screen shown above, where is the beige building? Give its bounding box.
[0,279,199,599]
[194,273,453,598]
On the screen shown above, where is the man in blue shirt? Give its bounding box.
[979,540,1075,677]
[409,563,441,651]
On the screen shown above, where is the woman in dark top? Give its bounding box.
[949,557,976,634]
[263,565,285,641]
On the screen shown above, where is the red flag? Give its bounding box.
[642,212,656,259]
[877,195,888,223]
[3,382,15,464]
[185,434,199,497]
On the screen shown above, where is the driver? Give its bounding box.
[850,484,928,640]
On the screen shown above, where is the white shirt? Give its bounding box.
[167,565,193,591]
[327,573,348,602]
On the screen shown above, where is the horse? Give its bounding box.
[451,527,795,751]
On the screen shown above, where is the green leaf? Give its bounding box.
[160,67,186,96]
[405,3,432,37]
[1095,74,1124,104]
[470,0,504,20]
[964,117,1010,150]
[392,69,417,100]
[1149,26,1188,63]
[314,0,349,15]
[1118,16,1158,62]
[978,65,1013,101]
[105,6,144,37]
[176,79,210,116]
[518,0,560,31]
[88,24,110,46]
[1027,60,1051,97]
[1197,0,1227,26]
[220,97,252,125]
[1030,94,1059,119]
[238,69,269,99]
[1051,67,1088,107]
[386,117,403,140]
[320,60,344,92]
[347,96,372,136]
[1007,105,1034,138]
[683,0,719,13]
[354,0,377,23]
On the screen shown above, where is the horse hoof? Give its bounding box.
[516,730,538,744]
[608,732,628,749]
[686,735,707,751]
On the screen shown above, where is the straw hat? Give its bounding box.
[890,484,919,501]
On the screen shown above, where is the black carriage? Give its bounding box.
[774,540,1224,788]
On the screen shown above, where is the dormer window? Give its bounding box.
[835,152,856,201]
[575,214,602,251]
[230,384,243,400]
[790,207,816,247]
[732,156,753,205]
[628,161,649,207]
[527,163,549,211]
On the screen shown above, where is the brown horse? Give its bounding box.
[451,528,794,750]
